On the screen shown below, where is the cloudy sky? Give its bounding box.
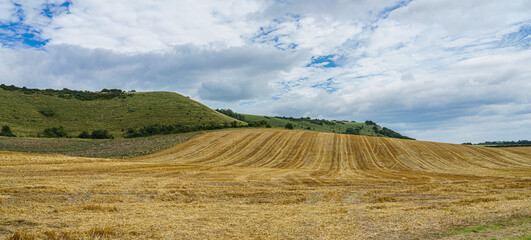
[1,0,530,143]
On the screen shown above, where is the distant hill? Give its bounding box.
[236,113,414,139]
[0,85,244,138]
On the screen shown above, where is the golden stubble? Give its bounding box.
[1,129,530,239]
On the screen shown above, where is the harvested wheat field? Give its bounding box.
[1,129,530,239]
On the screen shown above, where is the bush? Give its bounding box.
[0,125,15,137]
[38,109,56,117]
[90,130,114,139]
[365,120,377,125]
[42,126,68,138]
[78,131,91,139]
[285,123,294,130]
[248,120,270,128]
[124,124,199,138]
[216,109,246,121]
[377,127,415,140]
[345,127,360,135]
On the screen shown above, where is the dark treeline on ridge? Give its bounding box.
[275,116,339,126]
[0,84,134,101]
[216,109,414,140]
[215,109,245,121]
[124,122,242,138]
[462,140,531,147]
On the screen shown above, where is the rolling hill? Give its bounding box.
[0,86,244,137]
[140,129,530,177]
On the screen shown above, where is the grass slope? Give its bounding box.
[243,113,412,138]
[0,88,242,137]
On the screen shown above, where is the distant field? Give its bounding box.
[0,89,242,137]
[1,129,529,239]
[0,132,200,158]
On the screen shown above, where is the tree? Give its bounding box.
[78,131,90,139]
[365,120,376,125]
[285,123,294,129]
[90,130,114,139]
[42,126,68,138]
[0,125,15,137]
[215,109,245,121]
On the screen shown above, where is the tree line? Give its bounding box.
[0,84,134,101]
[462,140,531,147]
[123,121,241,138]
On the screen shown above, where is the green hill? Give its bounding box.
[241,114,414,139]
[0,86,244,138]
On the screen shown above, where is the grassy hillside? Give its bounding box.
[0,87,243,138]
[242,114,413,139]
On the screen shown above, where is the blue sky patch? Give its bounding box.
[307,55,340,68]
[499,24,531,48]
[311,78,338,93]
[41,1,71,18]
[0,1,70,48]
[378,0,413,19]
[0,22,48,48]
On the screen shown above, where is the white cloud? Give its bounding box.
[0,44,303,101]
[389,0,531,35]
[1,0,531,143]
[0,1,16,22]
[42,0,263,52]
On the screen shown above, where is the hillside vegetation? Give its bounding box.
[241,113,413,139]
[463,140,531,147]
[0,132,199,158]
[1,129,529,239]
[0,87,243,138]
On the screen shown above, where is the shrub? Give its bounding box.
[78,131,90,139]
[365,120,377,125]
[377,127,415,140]
[90,130,114,139]
[285,123,294,130]
[0,125,15,137]
[248,120,270,128]
[42,126,68,138]
[345,127,359,135]
[216,109,246,121]
[38,109,56,117]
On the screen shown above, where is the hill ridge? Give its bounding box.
[0,87,243,137]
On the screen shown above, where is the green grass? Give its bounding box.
[0,89,242,138]
[0,132,201,158]
[435,217,531,240]
[242,114,413,139]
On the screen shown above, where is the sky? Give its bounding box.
[0,0,530,143]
